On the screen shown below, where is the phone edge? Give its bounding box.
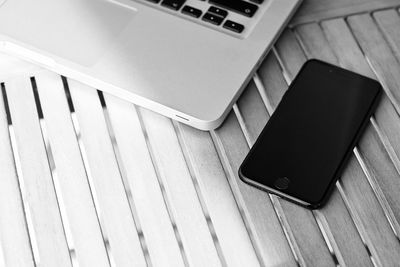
[237,59,383,209]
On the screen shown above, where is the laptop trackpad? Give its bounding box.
[0,0,136,67]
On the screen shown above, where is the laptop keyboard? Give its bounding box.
[141,0,268,35]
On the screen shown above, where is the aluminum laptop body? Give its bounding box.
[0,0,301,130]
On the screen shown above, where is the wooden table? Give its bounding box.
[1,1,400,266]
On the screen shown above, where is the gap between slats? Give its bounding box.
[231,102,304,266]
[97,91,152,266]
[286,27,377,266]
[256,13,400,267]
[0,83,35,267]
[298,13,400,238]
[232,100,339,267]
[244,48,342,266]
[134,106,191,267]
[31,77,79,267]
[342,12,400,237]
[292,21,399,265]
[325,14,400,264]
[1,79,72,267]
[3,8,400,267]
[255,71,345,264]
[310,12,400,246]
[291,4,400,27]
[138,106,225,267]
[36,76,117,267]
[172,121,227,266]
[61,79,147,267]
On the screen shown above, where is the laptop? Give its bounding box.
[0,0,301,130]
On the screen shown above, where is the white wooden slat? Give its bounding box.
[103,93,185,267]
[213,111,335,266]
[67,79,146,267]
[256,53,288,114]
[139,108,222,267]
[347,13,400,115]
[319,19,376,79]
[240,73,372,267]
[0,239,5,267]
[357,126,400,236]
[233,82,307,266]
[234,81,318,266]
[273,30,306,80]
[34,72,110,267]
[340,153,400,267]
[0,85,34,266]
[272,28,362,266]
[236,81,271,144]
[294,23,375,266]
[176,122,261,267]
[373,9,400,182]
[335,15,400,233]
[4,77,71,267]
[291,0,400,25]
[321,16,400,181]
[248,70,366,267]
[299,18,400,265]
[373,9,400,67]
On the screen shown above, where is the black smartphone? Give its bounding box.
[239,59,382,209]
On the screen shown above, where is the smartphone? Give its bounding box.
[239,59,382,209]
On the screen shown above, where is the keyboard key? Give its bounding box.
[223,20,244,33]
[161,0,186,11]
[208,6,228,18]
[249,0,264,4]
[202,12,224,26]
[209,0,258,17]
[146,0,161,3]
[182,5,202,18]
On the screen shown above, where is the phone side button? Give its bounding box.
[274,177,290,190]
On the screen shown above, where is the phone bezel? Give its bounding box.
[238,59,382,209]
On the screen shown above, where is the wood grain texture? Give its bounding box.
[295,22,388,267]
[373,9,400,178]
[274,30,306,80]
[235,77,336,266]
[373,9,400,61]
[273,28,373,266]
[236,81,270,143]
[321,18,400,231]
[292,0,400,25]
[4,77,72,267]
[357,125,400,235]
[213,110,317,267]
[103,93,185,267]
[176,122,261,267]
[320,17,400,265]
[139,108,222,267]
[257,53,287,113]
[340,153,400,267]
[347,13,400,115]
[0,86,34,267]
[34,72,110,267]
[346,14,400,231]
[67,79,147,267]
[2,3,400,266]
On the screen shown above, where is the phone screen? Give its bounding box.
[239,60,381,208]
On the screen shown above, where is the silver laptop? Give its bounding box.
[0,0,301,130]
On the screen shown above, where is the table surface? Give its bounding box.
[1,1,400,267]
